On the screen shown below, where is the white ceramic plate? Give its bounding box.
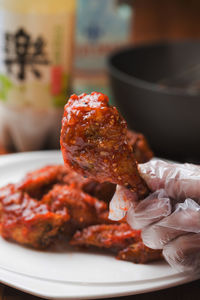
[0,151,199,299]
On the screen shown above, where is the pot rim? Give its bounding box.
[107,40,200,99]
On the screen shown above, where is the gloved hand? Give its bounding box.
[109,159,200,274]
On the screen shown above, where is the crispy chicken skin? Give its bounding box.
[62,130,152,203]
[0,184,69,249]
[42,184,111,236]
[62,129,153,202]
[61,92,148,199]
[0,178,111,247]
[70,223,162,264]
[18,164,115,203]
[18,165,67,199]
[117,242,162,264]
[0,164,161,264]
[70,223,141,252]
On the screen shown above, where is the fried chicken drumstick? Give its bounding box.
[61,92,149,200]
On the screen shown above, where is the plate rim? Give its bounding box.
[0,150,199,299]
[1,266,199,300]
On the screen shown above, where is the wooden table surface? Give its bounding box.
[0,280,200,300]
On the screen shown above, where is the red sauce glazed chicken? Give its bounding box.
[60,92,149,200]
[60,92,162,263]
[0,92,162,264]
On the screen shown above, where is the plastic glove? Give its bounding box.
[139,159,200,202]
[109,159,200,274]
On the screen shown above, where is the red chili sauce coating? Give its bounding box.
[0,184,69,248]
[60,92,148,199]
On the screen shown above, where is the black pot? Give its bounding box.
[108,41,200,163]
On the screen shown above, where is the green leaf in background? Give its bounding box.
[0,74,13,102]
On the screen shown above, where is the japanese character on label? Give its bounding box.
[4,28,50,80]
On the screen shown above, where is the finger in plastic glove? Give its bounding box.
[142,198,200,249]
[163,233,200,274]
[127,189,171,230]
[109,185,138,221]
[139,159,200,202]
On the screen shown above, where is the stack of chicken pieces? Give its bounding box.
[0,130,161,264]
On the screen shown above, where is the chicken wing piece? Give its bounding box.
[117,242,162,264]
[84,131,153,202]
[61,166,116,202]
[18,128,152,205]
[42,184,112,237]
[17,164,115,203]
[70,223,141,252]
[70,223,162,263]
[18,165,67,199]
[127,130,153,164]
[0,184,69,249]
[64,130,153,203]
[61,92,148,199]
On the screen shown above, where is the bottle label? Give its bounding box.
[0,10,74,108]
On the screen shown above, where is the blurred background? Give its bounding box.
[0,0,200,162]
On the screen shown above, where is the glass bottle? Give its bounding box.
[0,0,76,151]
